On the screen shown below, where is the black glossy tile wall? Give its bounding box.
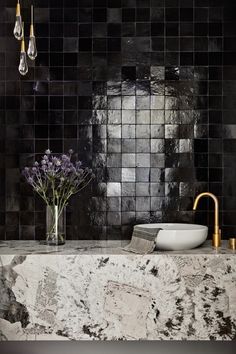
[0,0,236,240]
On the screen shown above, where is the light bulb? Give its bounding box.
[13,1,23,40]
[27,34,37,60]
[19,51,28,76]
[14,16,23,40]
[27,6,37,60]
[19,23,28,76]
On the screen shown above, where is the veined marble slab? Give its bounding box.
[0,240,235,255]
[0,241,236,341]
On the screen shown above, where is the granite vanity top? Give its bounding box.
[1,239,236,341]
[0,240,235,255]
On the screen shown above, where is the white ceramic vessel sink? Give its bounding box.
[136,223,208,251]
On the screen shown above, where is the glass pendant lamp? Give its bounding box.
[18,22,28,76]
[27,5,37,60]
[13,0,23,40]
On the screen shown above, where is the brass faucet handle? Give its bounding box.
[229,238,236,250]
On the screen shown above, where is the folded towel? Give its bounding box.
[123,226,162,254]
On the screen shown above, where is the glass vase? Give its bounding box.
[46,205,66,246]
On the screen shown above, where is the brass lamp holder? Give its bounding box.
[20,22,25,53]
[16,0,20,16]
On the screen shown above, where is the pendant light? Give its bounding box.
[13,0,23,40]
[27,5,37,60]
[18,22,28,76]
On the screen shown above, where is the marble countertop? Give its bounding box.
[0,240,235,256]
[1,239,236,341]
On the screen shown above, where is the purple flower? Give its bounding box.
[27,177,34,184]
[52,157,61,166]
[62,154,69,161]
[22,150,95,209]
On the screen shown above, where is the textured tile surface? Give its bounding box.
[0,1,236,239]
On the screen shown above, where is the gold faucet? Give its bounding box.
[193,192,221,248]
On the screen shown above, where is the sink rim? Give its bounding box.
[135,223,208,251]
[135,223,208,231]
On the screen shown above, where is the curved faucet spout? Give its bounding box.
[193,192,221,248]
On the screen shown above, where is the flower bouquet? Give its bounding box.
[22,149,94,245]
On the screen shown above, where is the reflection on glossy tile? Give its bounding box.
[1,0,235,240]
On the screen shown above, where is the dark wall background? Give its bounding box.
[0,0,236,241]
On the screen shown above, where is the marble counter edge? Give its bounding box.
[0,240,235,256]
